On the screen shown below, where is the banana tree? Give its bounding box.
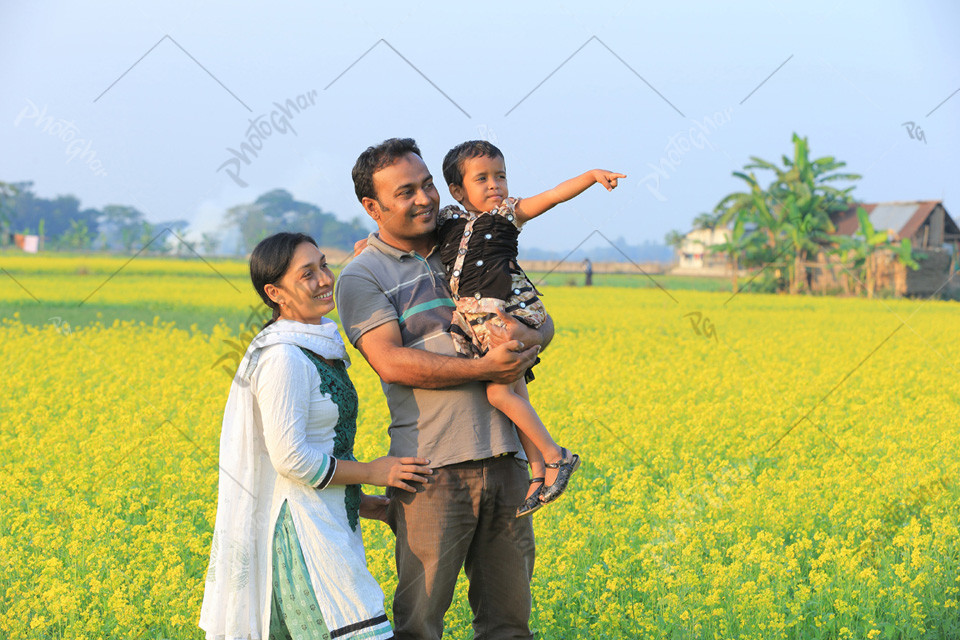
[711,216,747,292]
[834,207,886,296]
[891,237,921,270]
[836,206,921,297]
[755,135,859,293]
[713,133,861,294]
[710,215,783,293]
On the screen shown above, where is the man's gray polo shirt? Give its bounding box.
[335,233,523,468]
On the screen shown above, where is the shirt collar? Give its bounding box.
[366,232,438,261]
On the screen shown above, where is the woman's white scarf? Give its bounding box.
[199,317,349,640]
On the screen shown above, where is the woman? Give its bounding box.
[199,232,432,640]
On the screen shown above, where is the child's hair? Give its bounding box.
[442,140,505,187]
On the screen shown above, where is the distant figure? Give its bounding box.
[583,257,593,286]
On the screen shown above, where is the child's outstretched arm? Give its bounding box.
[515,169,626,224]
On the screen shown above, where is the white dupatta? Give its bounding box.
[199,317,349,640]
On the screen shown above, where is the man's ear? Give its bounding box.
[361,197,382,222]
[449,183,464,204]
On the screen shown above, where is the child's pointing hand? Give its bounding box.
[591,170,626,191]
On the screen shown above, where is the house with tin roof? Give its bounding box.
[829,200,958,295]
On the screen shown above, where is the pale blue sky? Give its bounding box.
[2,0,957,254]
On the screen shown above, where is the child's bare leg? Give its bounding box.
[511,378,568,488]
[516,429,546,501]
[487,379,564,490]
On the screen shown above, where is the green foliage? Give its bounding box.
[892,238,922,270]
[713,133,862,294]
[226,189,370,254]
[691,211,722,231]
[0,181,20,234]
[59,220,91,251]
[832,207,924,297]
[3,183,101,243]
[0,183,369,255]
[664,230,685,251]
[201,232,221,255]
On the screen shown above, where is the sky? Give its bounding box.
[2,0,958,256]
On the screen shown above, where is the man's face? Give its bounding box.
[364,152,440,251]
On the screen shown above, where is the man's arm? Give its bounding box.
[515,170,626,224]
[356,320,540,388]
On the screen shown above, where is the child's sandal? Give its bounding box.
[516,477,546,518]
[539,448,581,504]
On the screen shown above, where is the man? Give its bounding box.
[335,138,553,639]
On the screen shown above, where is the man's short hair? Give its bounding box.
[442,140,505,188]
[352,138,423,203]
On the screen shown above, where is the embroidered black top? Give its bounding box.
[437,202,526,301]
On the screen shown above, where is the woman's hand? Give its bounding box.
[359,493,390,523]
[366,456,433,492]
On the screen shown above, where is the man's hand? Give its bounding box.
[590,170,626,191]
[487,309,544,351]
[356,316,549,389]
[480,339,540,384]
[359,493,390,523]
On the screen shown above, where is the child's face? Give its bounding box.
[450,154,508,213]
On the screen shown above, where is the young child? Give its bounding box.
[438,140,625,517]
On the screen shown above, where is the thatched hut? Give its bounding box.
[827,201,958,296]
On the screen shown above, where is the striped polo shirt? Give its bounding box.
[335,233,523,468]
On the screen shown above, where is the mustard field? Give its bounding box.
[1,254,958,639]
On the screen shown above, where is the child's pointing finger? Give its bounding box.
[607,172,627,189]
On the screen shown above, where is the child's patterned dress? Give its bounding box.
[437,197,547,366]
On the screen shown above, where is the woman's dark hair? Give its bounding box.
[352,137,422,203]
[442,140,504,188]
[250,232,318,328]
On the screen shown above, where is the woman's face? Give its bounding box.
[266,242,335,324]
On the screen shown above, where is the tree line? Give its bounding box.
[0,183,370,255]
